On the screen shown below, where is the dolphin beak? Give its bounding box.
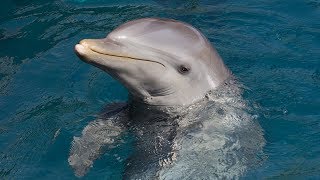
[75,38,141,63]
[75,39,122,60]
[74,38,127,71]
[74,38,165,68]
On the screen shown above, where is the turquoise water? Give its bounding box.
[1,0,319,179]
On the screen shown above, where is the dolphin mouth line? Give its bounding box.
[84,45,166,67]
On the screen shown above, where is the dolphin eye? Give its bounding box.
[178,65,190,74]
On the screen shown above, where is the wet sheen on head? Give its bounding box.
[108,19,206,58]
[75,18,230,106]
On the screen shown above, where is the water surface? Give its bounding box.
[0,0,319,179]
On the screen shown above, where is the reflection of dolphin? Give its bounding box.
[70,18,265,179]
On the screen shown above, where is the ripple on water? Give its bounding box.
[0,96,90,177]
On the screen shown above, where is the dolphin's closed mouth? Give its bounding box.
[75,41,165,67]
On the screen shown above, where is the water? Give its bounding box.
[0,0,319,179]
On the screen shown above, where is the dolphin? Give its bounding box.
[75,18,230,106]
[70,18,265,179]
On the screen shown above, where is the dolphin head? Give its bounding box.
[75,18,230,106]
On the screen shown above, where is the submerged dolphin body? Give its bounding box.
[69,18,265,179]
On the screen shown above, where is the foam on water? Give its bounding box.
[68,78,265,179]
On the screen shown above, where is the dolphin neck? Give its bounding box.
[128,96,185,116]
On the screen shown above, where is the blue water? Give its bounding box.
[0,0,319,179]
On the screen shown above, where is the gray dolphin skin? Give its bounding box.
[70,18,265,179]
[75,18,230,106]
